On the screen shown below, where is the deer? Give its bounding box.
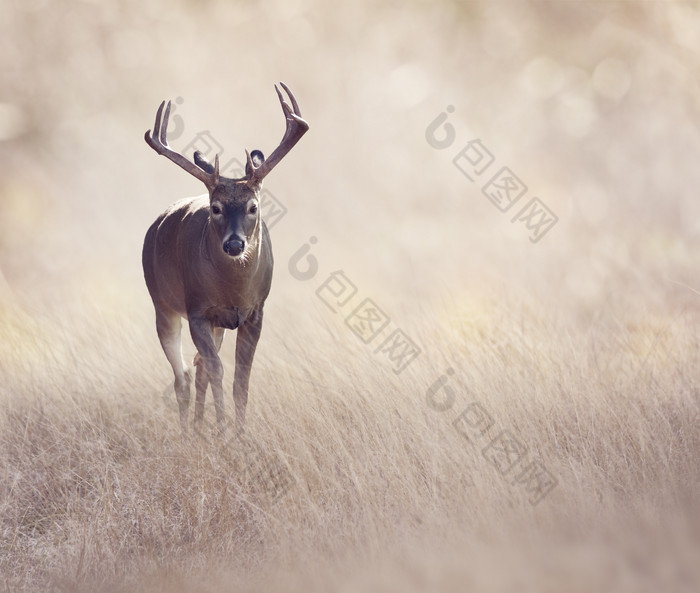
[142,83,309,435]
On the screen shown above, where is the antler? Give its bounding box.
[145,100,219,188]
[246,82,309,184]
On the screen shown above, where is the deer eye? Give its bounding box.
[211,204,222,215]
[249,204,258,214]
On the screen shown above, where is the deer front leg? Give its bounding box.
[155,309,191,433]
[193,326,225,428]
[189,317,227,434]
[233,306,264,435]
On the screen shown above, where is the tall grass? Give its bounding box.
[1,283,698,591]
[1,0,699,590]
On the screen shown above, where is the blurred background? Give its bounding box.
[1,0,699,591]
[1,0,697,325]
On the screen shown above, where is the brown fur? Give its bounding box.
[141,84,308,433]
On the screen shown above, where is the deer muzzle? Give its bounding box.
[223,238,246,257]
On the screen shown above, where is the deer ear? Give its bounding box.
[193,151,215,174]
[245,150,265,177]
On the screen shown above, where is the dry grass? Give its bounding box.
[1,0,700,591]
[1,285,698,592]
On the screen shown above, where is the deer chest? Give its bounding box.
[204,306,250,330]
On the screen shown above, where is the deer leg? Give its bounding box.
[193,326,225,428]
[193,355,206,428]
[155,309,191,433]
[233,307,264,435]
[189,318,226,433]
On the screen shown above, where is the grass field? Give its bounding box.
[1,1,699,591]
[1,280,698,591]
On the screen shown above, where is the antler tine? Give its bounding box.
[152,101,165,143]
[279,81,302,117]
[145,99,215,188]
[250,82,309,183]
[159,100,172,145]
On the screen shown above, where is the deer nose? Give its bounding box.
[223,239,245,256]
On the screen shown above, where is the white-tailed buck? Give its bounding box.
[142,83,309,434]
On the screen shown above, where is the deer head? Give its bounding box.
[144,83,309,260]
